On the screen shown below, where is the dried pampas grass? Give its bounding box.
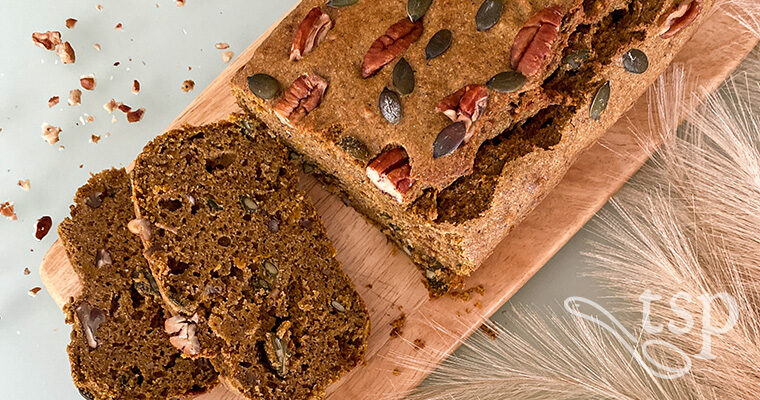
[399,23,760,400]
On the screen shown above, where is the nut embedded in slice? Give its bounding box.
[75,301,107,349]
[361,18,423,78]
[366,148,415,203]
[31,31,62,50]
[659,1,701,38]
[290,7,333,61]
[165,314,201,357]
[41,123,62,144]
[510,6,563,77]
[436,84,488,138]
[273,74,328,125]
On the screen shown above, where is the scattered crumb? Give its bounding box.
[41,123,62,144]
[392,368,401,376]
[57,41,76,64]
[103,98,118,113]
[90,134,101,143]
[23,268,31,275]
[18,179,31,191]
[0,202,17,221]
[474,300,483,310]
[479,324,498,341]
[126,108,145,123]
[80,75,96,91]
[31,31,61,50]
[222,51,234,63]
[115,23,123,31]
[176,0,186,6]
[366,283,373,289]
[181,80,195,92]
[413,338,426,350]
[132,80,140,94]
[449,285,485,302]
[34,216,53,240]
[118,103,131,113]
[96,4,102,11]
[68,89,81,106]
[28,287,42,297]
[48,96,59,108]
[93,43,101,51]
[65,18,78,29]
[215,42,229,49]
[390,313,406,338]
[113,61,120,67]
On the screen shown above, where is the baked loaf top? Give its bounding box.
[232,0,697,204]
[130,115,370,400]
[59,168,217,400]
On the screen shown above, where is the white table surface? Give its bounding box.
[0,1,723,398]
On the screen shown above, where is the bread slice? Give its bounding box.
[130,115,370,399]
[59,168,218,400]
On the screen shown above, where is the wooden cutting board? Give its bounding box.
[40,5,757,399]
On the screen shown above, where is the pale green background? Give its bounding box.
[0,1,749,398]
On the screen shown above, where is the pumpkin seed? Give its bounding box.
[425,29,452,60]
[247,73,280,100]
[302,162,316,174]
[561,49,590,71]
[337,136,371,162]
[476,0,504,31]
[392,58,415,95]
[263,260,278,276]
[590,81,611,121]
[331,300,346,312]
[326,0,358,7]
[266,333,289,378]
[407,0,432,22]
[132,269,160,297]
[207,198,223,211]
[379,88,403,125]
[240,195,258,213]
[486,71,526,93]
[433,121,467,158]
[622,49,648,74]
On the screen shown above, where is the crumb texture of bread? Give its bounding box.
[130,115,370,400]
[58,168,218,400]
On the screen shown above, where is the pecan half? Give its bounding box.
[273,74,329,125]
[32,31,62,50]
[510,6,563,77]
[75,301,107,349]
[361,18,423,78]
[165,314,201,356]
[290,7,333,61]
[436,84,488,140]
[128,218,153,245]
[366,148,415,203]
[659,1,701,39]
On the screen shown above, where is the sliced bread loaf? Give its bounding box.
[130,115,370,399]
[58,168,218,400]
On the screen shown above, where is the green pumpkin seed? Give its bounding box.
[426,29,452,60]
[622,49,649,74]
[266,333,289,378]
[240,195,258,213]
[337,136,371,162]
[247,73,280,100]
[207,198,223,211]
[407,0,432,22]
[561,49,590,71]
[326,0,358,7]
[392,58,415,95]
[486,71,526,93]
[379,88,403,125]
[331,300,346,312]
[476,0,504,31]
[590,81,611,121]
[132,269,160,297]
[263,260,279,276]
[433,121,467,158]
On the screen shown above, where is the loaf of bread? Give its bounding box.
[232,0,711,294]
[59,168,218,400]
[129,115,370,399]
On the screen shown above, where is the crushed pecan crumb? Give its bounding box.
[390,313,407,338]
[176,0,186,6]
[1,202,18,221]
[41,123,62,144]
[93,43,101,51]
[90,134,101,143]
[181,80,195,92]
[28,287,42,297]
[18,179,31,191]
[57,41,76,64]
[413,338,426,350]
[65,18,78,29]
[126,108,146,123]
[34,216,53,240]
[114,23,123,31]
[68,89,81,106]
[132,80,140,94]
[80,75,96,91]
[222,51,234,63]
[48,96,59,108]
[215,42,229,49]
[31,31,61,50]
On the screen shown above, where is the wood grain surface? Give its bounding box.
[40,5,758,400]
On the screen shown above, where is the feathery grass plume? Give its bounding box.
[722,0,760,38]
[397,48,760,400]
